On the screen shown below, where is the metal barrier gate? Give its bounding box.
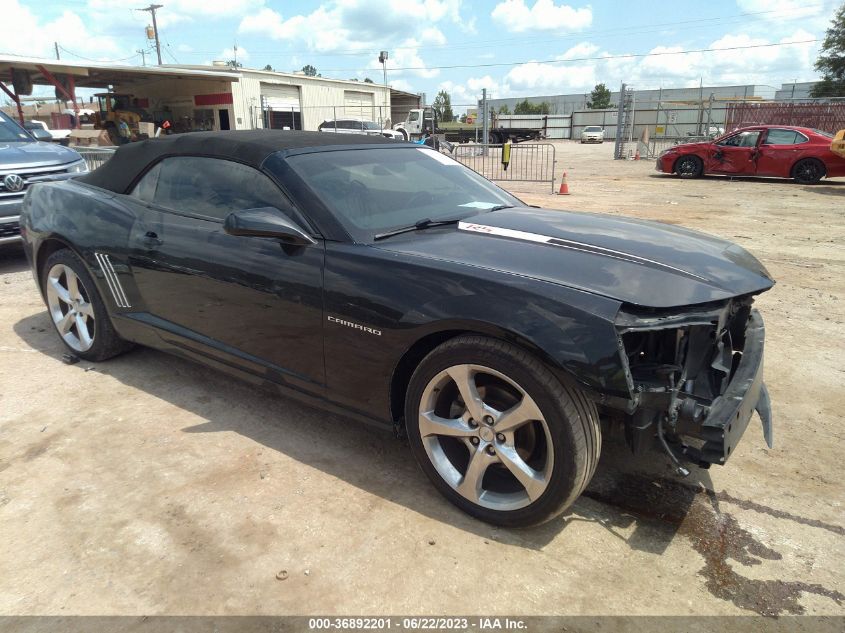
[451,143,557,192]
[76,147,117,171]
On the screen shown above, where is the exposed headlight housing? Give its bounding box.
[66,159,89,174]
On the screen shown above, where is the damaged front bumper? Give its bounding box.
[678,309,772,464]
[616,302,773,468]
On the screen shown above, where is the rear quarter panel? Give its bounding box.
[22,180,138,314]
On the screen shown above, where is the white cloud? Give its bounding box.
[239,1,469,52]
[1,1,124,61]
[220,46,249,62]
[491,0,591,33]
[367,38,439,79]
[87,0,264,27]
[420,27,447,46]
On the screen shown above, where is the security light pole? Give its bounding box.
[379,51,388,86]
[140,4,164,65]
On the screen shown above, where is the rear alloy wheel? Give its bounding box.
[675,155,703,179]
[406,336,600,527]
[792,158,825,185]
[42,249,132,362]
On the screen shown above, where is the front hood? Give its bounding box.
[0,141,81,170]
[375,207,774,308]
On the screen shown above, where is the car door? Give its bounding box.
[756,128,809,177]
[123,156,326,391]
[707,130,762,176]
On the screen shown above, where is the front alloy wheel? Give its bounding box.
[418,364,553,511]
[42,248,132,362]
[46,263,96,352]
[406,336,600,527]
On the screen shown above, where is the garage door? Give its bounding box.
[344,91,374,120]
[262,83,302,130]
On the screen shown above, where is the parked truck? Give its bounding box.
[393,107,545,145]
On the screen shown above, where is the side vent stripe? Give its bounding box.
[94,252,131,308]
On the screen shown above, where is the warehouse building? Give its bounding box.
[0,56,417,135]
[487,83,821,115]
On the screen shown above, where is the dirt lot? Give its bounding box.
[0,141,843,617]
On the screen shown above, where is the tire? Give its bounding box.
[792,158,825,185]
[405,335,601,527]
[675,155,703,179]
[399,128,409,142]
[41,248,132,362]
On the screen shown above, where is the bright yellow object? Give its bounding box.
[501,141,512,171]
[831,130,845,159]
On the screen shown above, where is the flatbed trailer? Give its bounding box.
[394,107,545,145]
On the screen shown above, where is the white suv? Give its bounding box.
[318,118,402,140]
[580,126,605,144]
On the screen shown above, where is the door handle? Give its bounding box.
[141,231,163,248]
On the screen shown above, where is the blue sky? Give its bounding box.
[3,0,838,108]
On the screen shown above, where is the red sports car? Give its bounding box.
[656,125,845,184]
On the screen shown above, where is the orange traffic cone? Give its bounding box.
[558,170,570,195]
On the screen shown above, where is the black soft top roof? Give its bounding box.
[79,130,402,194]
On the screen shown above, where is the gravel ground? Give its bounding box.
[0,141,842,617]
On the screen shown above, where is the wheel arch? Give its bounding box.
[791,156,827,178]
[34,236,81,297]
[388,321,592,425]
[672,152,703,174]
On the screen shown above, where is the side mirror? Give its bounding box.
[224,207,316,246]
[30,127,53,141]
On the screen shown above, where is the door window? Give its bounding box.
[763,129,808,145]
[717,131,761,148]
[130,156,292,222]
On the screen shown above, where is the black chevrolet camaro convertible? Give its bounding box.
[21,131,774,526]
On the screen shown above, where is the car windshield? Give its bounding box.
[363,121,382,130]
[584,127,602,132]
[286,147,522,241]
[0,112,34,142]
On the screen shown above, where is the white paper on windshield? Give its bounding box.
[416,147,459,165]
[459,201,499,209]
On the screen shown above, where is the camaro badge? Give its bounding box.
[327,315,382,336]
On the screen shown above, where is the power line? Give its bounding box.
[56,45,140,63]
[174,1,831,59]
[312,39,820,73]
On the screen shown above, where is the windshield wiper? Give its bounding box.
[373,217,463,241]
[489,204,516,211]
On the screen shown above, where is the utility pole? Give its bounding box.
[379,51,389,86]
[481,88,489,151]
[140,4,163,65]
[54,42,60,60]
[137,49,147,66]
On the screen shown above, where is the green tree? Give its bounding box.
[262,64,274,71]
[363,77,374,83]
[513,99,550,115]
[433,90,454,122]
[301,64,318,77]
[587,83,612,109]
[810,3,845,98]
[226,60,242,68]
[498,104,511,114]
[459,113,467,123]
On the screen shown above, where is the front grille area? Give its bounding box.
[0,164,70,199]
[0,220,21,239]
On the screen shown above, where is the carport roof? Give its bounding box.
[0,56,240,89]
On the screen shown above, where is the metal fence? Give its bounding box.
[452,143,557,192]
[76,147,116,171]
[617,136,712,160]
[726,101,845,133]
